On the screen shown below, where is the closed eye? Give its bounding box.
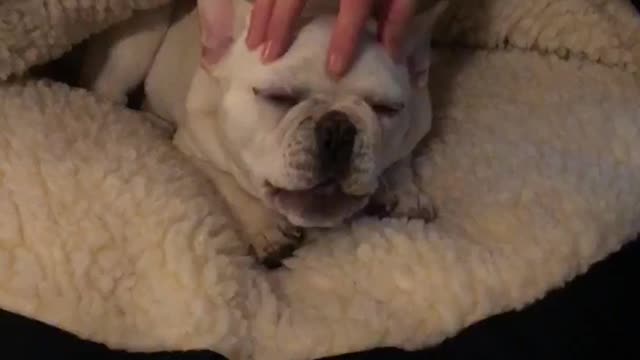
[370,102,405,117]
[252,87,301,108]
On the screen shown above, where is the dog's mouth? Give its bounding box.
[266,180,370,228]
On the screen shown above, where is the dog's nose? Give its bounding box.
[315,110,357,178]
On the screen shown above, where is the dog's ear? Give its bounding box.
[197,0,237,69]
[402,0,448,88]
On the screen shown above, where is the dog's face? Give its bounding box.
[183,5,444,228]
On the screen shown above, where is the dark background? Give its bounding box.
[2,1,639,359]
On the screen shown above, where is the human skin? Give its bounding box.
[197,0,419,78]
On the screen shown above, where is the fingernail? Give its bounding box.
[247,37,263,50]
[201,36,234,67]
[201,47,220,67]
[245,11,260,49]
[328,53,345,78]
[390,47,402,63]
[246,35,260,50]
[261,40,274,62]
[200,30,212,48]
[201,47,214,69]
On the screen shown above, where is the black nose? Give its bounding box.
[314,110,357,178]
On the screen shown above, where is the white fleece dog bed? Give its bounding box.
[1,1,640,359]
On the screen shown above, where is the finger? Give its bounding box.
[198,0,234,46]
[246,0,276,50]
[327,0,375,78]
[198,0,236,66]
[378,0,415,62]
[261,0,307,63]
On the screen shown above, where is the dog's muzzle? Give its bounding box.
[265,106,377,227]
[314,110,357,181]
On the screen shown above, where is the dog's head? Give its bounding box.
[180,1,445,228]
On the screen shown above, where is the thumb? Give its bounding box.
[198,0,236,67]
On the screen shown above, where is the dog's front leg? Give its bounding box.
[79,4,174,105]
[209,170,304,269]
[367,158,436,222]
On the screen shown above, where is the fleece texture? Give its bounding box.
[1,1,639,359]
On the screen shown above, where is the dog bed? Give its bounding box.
[1,1,639,359]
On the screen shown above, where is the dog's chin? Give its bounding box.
[266,181,370,228]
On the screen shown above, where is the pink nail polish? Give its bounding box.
[328,53,344,78]
[247,36,261,50]
[261,41,273,62]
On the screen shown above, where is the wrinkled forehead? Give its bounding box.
[224,16,409,101]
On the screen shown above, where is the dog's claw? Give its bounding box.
[259,241,300,269]
[279,224,304,241]
[362,198,398,218]
[252,222,305,269]
[368,186,436,222]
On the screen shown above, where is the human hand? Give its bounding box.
[198,0,236,66]
[245,0,417,78]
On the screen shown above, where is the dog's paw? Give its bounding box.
[367,158,438,223]
[368,188,436,222]
[363,196,398,218]
[396,193,437,222]
[142,112,176,138]
[251,221,305,269]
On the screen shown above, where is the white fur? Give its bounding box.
[78,1,443,261]
[79,4,174,105]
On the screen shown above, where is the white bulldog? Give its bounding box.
[79,0,446,268]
